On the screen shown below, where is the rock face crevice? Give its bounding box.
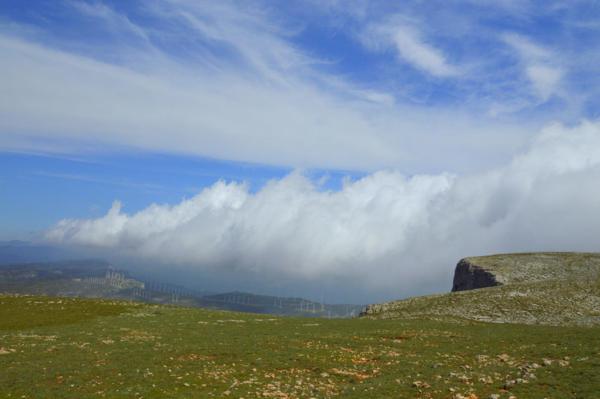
[451,258,501,292]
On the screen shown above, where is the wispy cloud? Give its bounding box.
[70,1,150,42]
[0,1,535,173]
[503,33,563,101]
[1,0,599,174]
[361,19,460,78]
[34,171,165,192]
[390,25,459,78]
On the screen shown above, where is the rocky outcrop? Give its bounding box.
[361,252,600,326]
[451,258,501,292]
[359,303,383,317]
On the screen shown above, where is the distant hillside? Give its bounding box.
[0,260,361,318]
[198,291,362,318]
[0,260,143,300]
[362,252,600,326]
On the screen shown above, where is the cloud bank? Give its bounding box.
[46,121,600,301]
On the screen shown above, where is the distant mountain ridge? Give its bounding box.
[0,260,362,318]
[362,252,600,326]
[198,291,361,318]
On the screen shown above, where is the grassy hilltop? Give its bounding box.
[456,252,600,286]
[362,253,600,326]
[1,294,600,398]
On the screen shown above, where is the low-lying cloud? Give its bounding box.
[46,121,600,302]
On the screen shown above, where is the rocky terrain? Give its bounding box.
[362,252,600,326]
[452,252,600,290]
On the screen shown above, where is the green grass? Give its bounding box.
[1,295,599,398]
[0,295,127,330]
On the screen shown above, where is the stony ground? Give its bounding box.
[364,252,600,326]
[461,252,600,286]
[363,278,600,326]
[1,295,599,398]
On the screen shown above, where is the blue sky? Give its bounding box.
[0,151,285,238]
[2,1,600,300]
[0,150,362,239]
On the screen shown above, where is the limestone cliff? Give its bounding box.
[451,258,501,292]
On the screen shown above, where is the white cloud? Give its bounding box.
[70,1,150,42]
[2,0,596,171]
[0,29,530,172]
[0,33,392,171]
[361,20,459,78]
[46,121,600,301]
[503,33,563,101]
[525,64,562,101]
[391,26,459,77]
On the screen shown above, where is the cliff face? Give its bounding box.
[451,258,501,292]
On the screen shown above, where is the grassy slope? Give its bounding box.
[1,295,600,398]
[364,253,600,326]
[363,278,600,326]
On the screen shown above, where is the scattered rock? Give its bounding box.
[0,347,15,355]
[542,358,553,366]
[412,380,430,389]
[497,353,511,362]
[478,376,493,384]
[503,379,516,389]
